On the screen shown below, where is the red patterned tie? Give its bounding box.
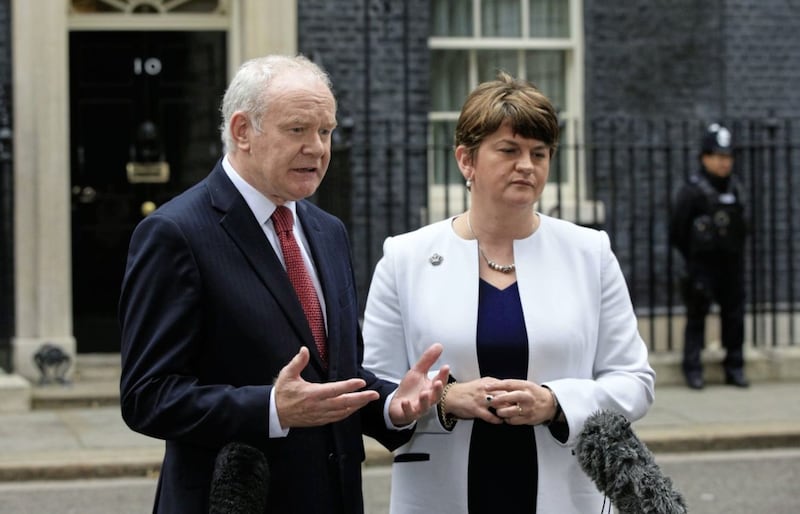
[272,206,328,366]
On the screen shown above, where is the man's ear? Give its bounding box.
[229,112,252,152]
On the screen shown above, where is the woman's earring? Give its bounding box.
[465,178,472,190]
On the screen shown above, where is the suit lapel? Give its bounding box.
[207,166,327,375]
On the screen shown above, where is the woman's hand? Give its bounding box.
[388,343,450,427]
[485,379,557,426]
[441,377,506,424]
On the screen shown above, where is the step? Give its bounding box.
[31,354,120,410]
[25,348,800,409]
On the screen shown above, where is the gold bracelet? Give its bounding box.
[438,381,457,430]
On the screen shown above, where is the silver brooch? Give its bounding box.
[429,253,443,266]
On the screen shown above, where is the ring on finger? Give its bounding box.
[516,403,523,416]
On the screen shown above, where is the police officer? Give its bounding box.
[669,123,749,390]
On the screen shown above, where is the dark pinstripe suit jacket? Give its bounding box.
[119,161,410,514]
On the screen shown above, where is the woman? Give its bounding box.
[362,72,655,513]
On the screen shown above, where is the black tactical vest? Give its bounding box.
[688,173,747,255]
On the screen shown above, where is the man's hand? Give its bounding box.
[388,343,450,427]
[274,347,379,427]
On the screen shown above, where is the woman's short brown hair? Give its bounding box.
[454,71,560,161]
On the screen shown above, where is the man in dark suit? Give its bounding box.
[119,55,449,514]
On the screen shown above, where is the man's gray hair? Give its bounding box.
[219,55,333,153]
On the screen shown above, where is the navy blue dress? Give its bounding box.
[467,280,538,513]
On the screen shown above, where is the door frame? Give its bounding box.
[10,0,297,380]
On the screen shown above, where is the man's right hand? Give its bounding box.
[274,347,380,427]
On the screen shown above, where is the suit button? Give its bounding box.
[328,452,337,463]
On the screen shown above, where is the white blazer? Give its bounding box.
[363,214,656,514]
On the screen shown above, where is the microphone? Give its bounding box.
[209,442,270,514]
[576,410,688,514]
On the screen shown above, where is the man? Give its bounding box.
[119,55,449,513]
[669,123,749,390]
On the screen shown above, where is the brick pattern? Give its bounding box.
[584,0,723,120]
[582,0,800,309]
[584,0,800,120]
[298,0,430,307]
[297,0,800,312]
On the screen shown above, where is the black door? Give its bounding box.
[70,31,227,353]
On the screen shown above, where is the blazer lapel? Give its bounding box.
[207,166,327,375]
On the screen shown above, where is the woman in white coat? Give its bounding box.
[362,72,655,513]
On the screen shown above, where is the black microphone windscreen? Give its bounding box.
[209,441,270,514]
[576,410,688,514]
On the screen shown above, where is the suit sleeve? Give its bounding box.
[119,213,270,447]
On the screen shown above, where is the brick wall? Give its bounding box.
[584,0,800,120]
[298,0,430,307]
[584,0,724,121]
[296,0,800,313]
[583,0,800,310]
[723,0,800,118]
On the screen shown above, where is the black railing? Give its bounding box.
[338,118,800,353]
[593,118,800,351]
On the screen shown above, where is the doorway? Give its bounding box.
[69,31,227,353]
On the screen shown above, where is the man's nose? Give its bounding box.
[303,132,326,155]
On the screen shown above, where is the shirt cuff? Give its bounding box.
[269,386,290,438]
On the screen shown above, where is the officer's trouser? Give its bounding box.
[681,256,745,376]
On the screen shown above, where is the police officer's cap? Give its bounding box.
[701,123,733,155]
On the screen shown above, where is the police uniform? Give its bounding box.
[669,124,750,389]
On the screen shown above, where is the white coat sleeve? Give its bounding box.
[545,231,656,447]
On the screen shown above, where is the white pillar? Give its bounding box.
[235,0,297,66]
[8,0,300,382]
[11,0,75,382]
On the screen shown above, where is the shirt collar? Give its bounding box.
[222,155,298,225]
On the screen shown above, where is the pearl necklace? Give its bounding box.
[465,213,516,274]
